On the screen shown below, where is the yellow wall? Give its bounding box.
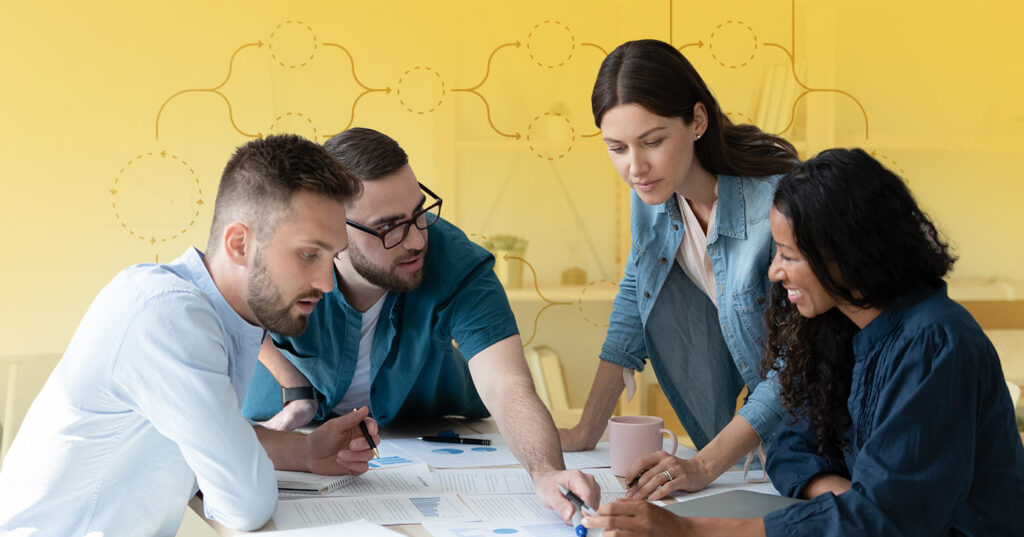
[2,0,1023,359]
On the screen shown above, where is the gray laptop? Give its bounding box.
[665,490,803,518]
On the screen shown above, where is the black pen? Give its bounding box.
[353,408,379,458]
[417,436,492,445]
[626,472,642,489]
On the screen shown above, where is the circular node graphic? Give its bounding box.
[708,20,759,69]
[396,66,447,115]
[268,112,319,140]
[268,20,318,69]
[111,150,203,245]
[471,446,497,452]
[576,279,620,329]
[526,113,576,160]
[526,20,576,69]
[431,448,464,455]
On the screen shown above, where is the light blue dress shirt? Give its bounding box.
[601,175,786,448]
[0,248,277,536]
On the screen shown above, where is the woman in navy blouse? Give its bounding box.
[585,148,1024,536]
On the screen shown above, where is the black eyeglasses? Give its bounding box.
[346,183,442,249]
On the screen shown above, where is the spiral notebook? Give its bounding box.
[275,470,358,495]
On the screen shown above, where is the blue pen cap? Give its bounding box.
[575,524,587,537]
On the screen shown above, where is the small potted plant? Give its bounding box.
[483,234,529,288]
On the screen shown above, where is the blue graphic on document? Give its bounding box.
[410,496,442,517]
[432,448,465,454]
[472,446,498,452]
[369,455,413,468]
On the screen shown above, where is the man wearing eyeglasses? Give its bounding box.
[241,127,600,523]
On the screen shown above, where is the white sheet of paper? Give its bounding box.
[279,463,437,499]
[261,519,403,536]
[670,470,779,503]
[562,440,698,470]
[422,520,604,537]
[387,434,520,468]
[431,467,623,495]
[272,494,478,528]
[458,493,626,525]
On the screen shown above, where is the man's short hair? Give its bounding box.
[322,127,409,182]
[206,134,361,254]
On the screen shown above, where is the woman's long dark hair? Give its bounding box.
[592,39,798,177]
[762,148,957,457]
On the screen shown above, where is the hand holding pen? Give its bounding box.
[558,484,599,536]
[304,405,379,475]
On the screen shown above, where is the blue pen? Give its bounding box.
[557,484,598,537]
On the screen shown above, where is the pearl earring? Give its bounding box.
[696,132,702,140]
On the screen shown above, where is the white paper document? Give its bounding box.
[272,494,478,528]
[670,470,779,503]
[432,467,623,495]
[562,440,698,470]
[387,434,520,468]
[280,463,436,499]
[423,520,604,537]
[458,493,627,525]
[261,519,403,536]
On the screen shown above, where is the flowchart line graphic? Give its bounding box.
[453,89,521,139]
[154,41,264,139]
[455,42,522,92]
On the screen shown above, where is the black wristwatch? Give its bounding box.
[281,386,319,407]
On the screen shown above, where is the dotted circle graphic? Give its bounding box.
[268,111,319,139]
[708,20,758,69]
[526,20,575,69]
[268,20,318,69]
[111,151,203,244]
[725,111,755,125]
[397,66,447,115]
[526,112,576,160]
[576,279,619,329]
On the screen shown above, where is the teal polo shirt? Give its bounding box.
[241,218,519,425]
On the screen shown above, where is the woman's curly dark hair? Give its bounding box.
[761,148,957,458]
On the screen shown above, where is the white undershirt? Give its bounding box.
[333,294,387,415]
[674,190,719,307]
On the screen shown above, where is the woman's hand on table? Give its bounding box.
[583,499,687,536]
[624,451,713,500]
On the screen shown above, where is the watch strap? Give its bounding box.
[281,386,318,407]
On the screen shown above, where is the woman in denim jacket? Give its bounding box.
[559,39,798,498]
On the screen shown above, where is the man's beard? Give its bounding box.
[247,250,322,337]
[348,240,427,293]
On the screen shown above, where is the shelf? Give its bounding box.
[504,284,619,303]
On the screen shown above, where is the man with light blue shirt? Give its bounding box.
[0,134,379,536]
[241,127,601,523]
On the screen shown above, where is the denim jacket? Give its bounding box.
[600,174,785,447]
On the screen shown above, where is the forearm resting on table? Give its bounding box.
[682,516,767,537]
[259,334,311,388]
[573,359,627,440]
[469,336,565,474]
[254,426,309,471]
[692,414,764,480]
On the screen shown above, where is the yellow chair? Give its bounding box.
[524,346,584,428]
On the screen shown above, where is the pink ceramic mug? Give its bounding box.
[608,416,679,477]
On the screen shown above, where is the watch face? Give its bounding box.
[282,386,317,406]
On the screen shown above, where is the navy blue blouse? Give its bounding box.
[764,284,1024,536]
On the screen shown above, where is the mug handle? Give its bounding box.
[660,428,678,457]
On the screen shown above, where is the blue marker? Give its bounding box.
[557,484,598,537]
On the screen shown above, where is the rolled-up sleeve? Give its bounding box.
[599,245,648,372]
[764,329,981,536]
[111,293,277,531]
[738,369,785,444]
[449,260,520,361]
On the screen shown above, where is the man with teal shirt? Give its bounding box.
[242,127,599,523]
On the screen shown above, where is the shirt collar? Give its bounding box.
[178,247,264,340]
[852,283,944,357]
[660,175,745,242]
